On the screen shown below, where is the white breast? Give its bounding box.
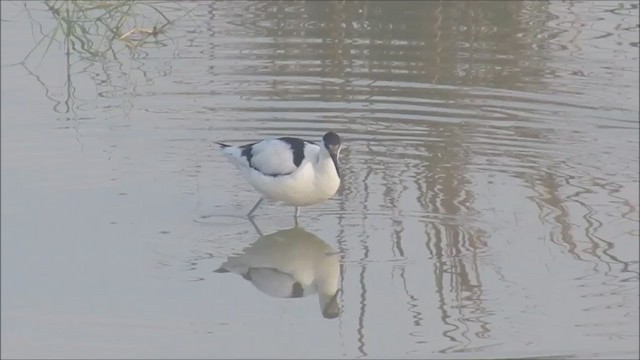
[223,141,340,206]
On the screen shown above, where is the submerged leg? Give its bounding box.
[294,206,300,227]
[248,216,264,237]
[248,197,264,217]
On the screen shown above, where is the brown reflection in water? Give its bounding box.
[527,169,639,280]
[428,225,491,353]
[416,113,491,353]
[229,0,555,109]
[355,156,374,358]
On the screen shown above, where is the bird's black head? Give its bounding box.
[322,131,341,155]
[322,289,341,319]
[322,131,342,178]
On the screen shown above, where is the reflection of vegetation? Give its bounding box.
[24,0,193,63]
[16,0,196,115]
[242,0,553,96]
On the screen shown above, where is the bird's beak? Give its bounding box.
[328,145,340,178]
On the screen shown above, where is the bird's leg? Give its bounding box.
[294,206,300,226]
[247,197,264,217]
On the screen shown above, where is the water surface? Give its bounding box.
[1,1,638,358]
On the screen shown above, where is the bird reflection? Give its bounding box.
[214,226,342,319]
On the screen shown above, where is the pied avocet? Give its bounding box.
[216,131,342,219]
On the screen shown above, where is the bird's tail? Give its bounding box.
[215,141,232,148]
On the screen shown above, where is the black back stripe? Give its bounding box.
[278,137,307,167]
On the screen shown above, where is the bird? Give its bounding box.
[214,226,342,319]
[215,131,342,219]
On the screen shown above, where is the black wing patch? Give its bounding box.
[240,142,256,167]
[278,137,307,167]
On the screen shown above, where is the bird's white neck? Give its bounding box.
[316,147,339,178]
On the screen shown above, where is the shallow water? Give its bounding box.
[1,1,638,358]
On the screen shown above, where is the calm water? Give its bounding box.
[1,1,638,358]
